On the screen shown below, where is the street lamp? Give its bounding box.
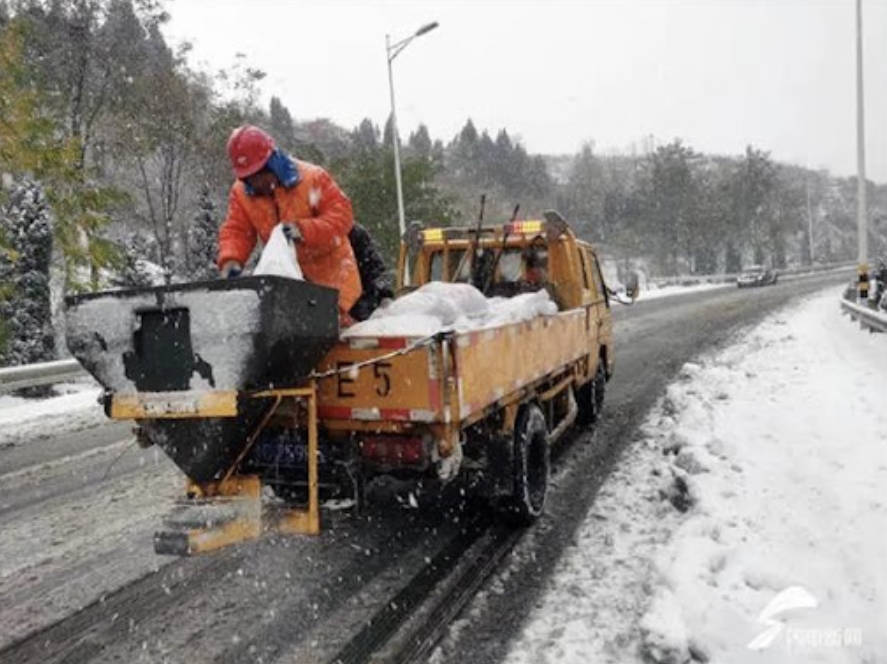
[386,21,439,243]
[854,0,868,300]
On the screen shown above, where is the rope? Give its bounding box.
[309,332,442,380]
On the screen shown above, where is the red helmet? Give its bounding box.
[226,125,275,179]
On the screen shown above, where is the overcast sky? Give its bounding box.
[163,0,887,181]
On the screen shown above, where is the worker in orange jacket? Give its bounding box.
[217,125,362,320]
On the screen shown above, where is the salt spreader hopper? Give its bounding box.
[65,276,339,554]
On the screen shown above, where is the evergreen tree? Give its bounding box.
[382,114,397,149]
[269,96,295,146]
[187,183,218,280]
[408,124,432,161]
[562,143,606,238]
[736,146,777,266]
[353,118,380,154]
[116,234,155,288]
[335,120,458,263]
[647,140,699,273]
[0,179,55,367]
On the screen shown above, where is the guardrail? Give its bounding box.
[841,299,887,333]
[0,358,89,393]
[649,261,855,288]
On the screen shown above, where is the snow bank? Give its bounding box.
[343,282,557,338]
[0,384,105,446]
[503,286,887,663]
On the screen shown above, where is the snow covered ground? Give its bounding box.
[502,286,887,663]
[0,381,105,446]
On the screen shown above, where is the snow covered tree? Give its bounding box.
[334,118,458,263]
[0,226,12,354]
[269,96,296,148]
[115,234,155,288]
[0,179,55,367]
[736,146,777,266]
[0,15,120,291]
[187,184,218,280]
[408,124,432,161]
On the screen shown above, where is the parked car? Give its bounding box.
[737,265,778,288]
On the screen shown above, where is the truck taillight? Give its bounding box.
[360,436,426,466]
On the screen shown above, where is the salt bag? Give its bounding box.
[254,224,303,280]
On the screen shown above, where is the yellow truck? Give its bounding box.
[65,212,616,554]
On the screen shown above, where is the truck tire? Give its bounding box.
[576,360,606,426]
[499,403,549,526]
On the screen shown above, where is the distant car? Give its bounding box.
[737,265,778,288]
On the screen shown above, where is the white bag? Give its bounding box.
[254,224,303,280]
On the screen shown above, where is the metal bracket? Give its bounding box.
[154,383,321,555]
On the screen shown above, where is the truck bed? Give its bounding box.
[315,308,592,428]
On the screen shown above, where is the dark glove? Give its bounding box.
[281,222,302,244]
[220,260,243,279]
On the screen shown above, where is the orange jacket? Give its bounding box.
[217,160,362,313]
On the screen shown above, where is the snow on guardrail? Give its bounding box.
[840,298,887,333]
[0,358,88,393]
[648,261,854,288]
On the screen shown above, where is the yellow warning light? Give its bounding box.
[421,229,444,243]
[505,220,544,235]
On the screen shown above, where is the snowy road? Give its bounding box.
[0,268,853,663]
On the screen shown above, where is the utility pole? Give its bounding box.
[806,179,815,264]
[855,0,868,299]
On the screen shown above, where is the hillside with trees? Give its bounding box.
[1,0,885,364]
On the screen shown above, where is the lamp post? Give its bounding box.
[386,21,439,243]
[855,0,868,300]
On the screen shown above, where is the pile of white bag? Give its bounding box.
[343,281,557,338]
[254,225,304,280]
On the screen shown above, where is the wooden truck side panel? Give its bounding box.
[317,223,613,434]
[317,307,597,431]
[452,309,589,421]
[315,341,445,423]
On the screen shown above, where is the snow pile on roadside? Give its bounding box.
[343,282,557,338]
[0,385,104,446]
[505,287,887,663]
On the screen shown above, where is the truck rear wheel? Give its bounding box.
[499,403,549,526]
[577,360,606,425]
